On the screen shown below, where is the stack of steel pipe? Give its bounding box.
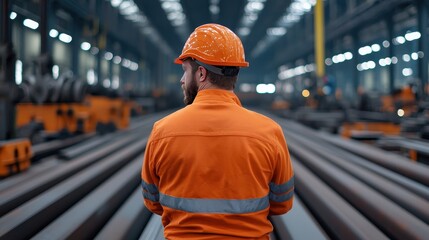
[260,110,429,239]
[3,109,429,239]
[0,112,169,239]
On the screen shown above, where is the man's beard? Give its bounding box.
[183,76,198,105]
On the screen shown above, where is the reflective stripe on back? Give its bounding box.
[160,193,269,214]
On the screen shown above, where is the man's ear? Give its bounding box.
[198,66,207,81]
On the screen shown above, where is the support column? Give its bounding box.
[0,0,17,139]
[387,17,395,94]
[314,0,326,80]
[417,0,428,97]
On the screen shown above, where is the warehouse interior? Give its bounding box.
[1,0,429,239]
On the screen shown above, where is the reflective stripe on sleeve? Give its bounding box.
[269,176,294,202]
[269,189,294,203]
[159,193,269,214]
[269,175,294,194]
[141,180,159,202]
[143,190,159,202]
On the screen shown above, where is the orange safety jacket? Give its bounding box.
[141,89,294,240]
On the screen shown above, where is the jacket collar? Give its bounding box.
[193,89,242,106]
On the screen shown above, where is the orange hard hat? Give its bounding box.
[175,23,249,67]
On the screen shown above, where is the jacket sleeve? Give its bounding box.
[269,127,294,215]
[141,128,163,215]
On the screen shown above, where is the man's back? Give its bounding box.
[142,90,294,239]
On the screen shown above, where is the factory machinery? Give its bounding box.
[273,83,429,163]
[0,0,134,178]
[1,110,428,239]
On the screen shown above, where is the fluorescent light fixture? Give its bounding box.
[402,54,410,62]
[267,27,286,36]
[52,65,59,79]
[87,69,97,85]
[23,19,39,30]
[344,52,353,60]
[266,84,276,93]
[111,0,123,7]
[256,84,273,94]
[358,46,372,56]
[210,5,220,15]
[238,27,250,36]
[90,47,99,55]
[239,83,253,92]
[402,68,413,77]
[382,40,390,48]
[385,57,392,65]
[59,33,72,43]
[49,29,59,38]
[130,62,139,71]
[122,58,131,68]
[103,78,111,88]
[81,42,91,51]
[112,76,120,89]
[395,36,405,45]
[119,1,132,10]
[15,60,22,85]
[10,12,17,20]
[325,58,333,66]
[405,31,421,41]
[104,52,114,61]
[371,44,380,52]
[113,56,122,64]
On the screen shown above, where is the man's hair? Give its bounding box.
[189,60,237,90]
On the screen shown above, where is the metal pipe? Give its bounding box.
[0,130,145,216]
[288,138,429,239]
[0,139,147,240]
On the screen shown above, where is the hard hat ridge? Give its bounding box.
[175,23,249,68]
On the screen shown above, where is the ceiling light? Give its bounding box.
[371,44,380,52]
[23,19,39,30]
[90,47,99,55]
[112,76,120,89]
[10,12,17,20]
[402,68,413,77]
[113,56,122,64]
[111,0,123,7]
[49,29,59,38]
[267,27,286,36]
[81,42,91,51]
[405,31,421,41]
[104,52,114,61]
[119,1,132,10]
[238,28,250,36]
[59,33,72,43]
[382,40,390,48]
[344,52,353,60]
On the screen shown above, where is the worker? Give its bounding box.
[141,23,294,239]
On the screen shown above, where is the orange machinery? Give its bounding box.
[0,139,32,177]
[15,95,131,137]
[340,122,401,139]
